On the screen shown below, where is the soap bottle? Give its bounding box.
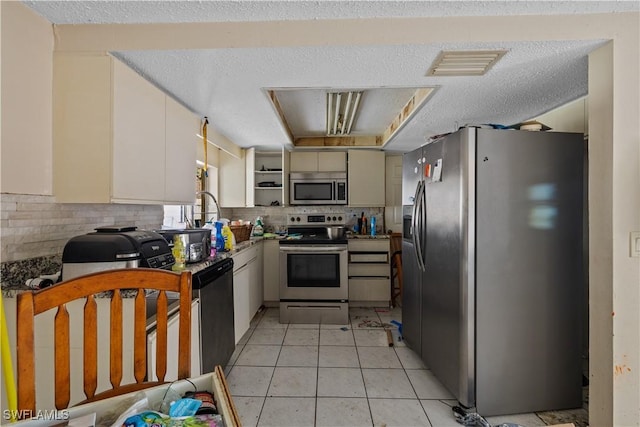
[203,223,216,258]
[370,216,377,236]
[172,235,186,271]
[214,221,225,252]
[253,216,264,236]
[222,223,234,251]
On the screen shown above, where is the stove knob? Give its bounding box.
[326,216,331,222]
[332,216,337,221]
[296,217,301,222]
[338,216,343,221]
[291,217,296,222]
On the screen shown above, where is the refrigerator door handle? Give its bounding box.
[419,180,427,271]
[414,180,426,272]
[411,181,421,266]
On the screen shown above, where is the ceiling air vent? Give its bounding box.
[426,50,507,76]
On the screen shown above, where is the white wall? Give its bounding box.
[0,2,54,195]
[589,39,640,427]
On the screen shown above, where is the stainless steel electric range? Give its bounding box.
[279,212,348,324]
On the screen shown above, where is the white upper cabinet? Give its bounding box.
[112,60,166,203]
[290,151,346,172]
[219,150,247,207]
[165,97,199,204]
[53,54,197,204]
[347,149,386,207]
[319,151,347,171]
[290,151,316,172]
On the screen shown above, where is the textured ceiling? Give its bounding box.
[23,1,638,153]
[22,1,639,24]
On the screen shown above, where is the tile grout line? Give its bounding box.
[355,311,376,426]
[255,318,288,427]
[314,323,321,426]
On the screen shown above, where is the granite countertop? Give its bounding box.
[1,236,276,298]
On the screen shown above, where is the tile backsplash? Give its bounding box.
[1,193,163,288]
[0,195,385,288]
[226,206,386,234]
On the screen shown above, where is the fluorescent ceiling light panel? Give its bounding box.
[326,91,363,136]
[427,50,508,76]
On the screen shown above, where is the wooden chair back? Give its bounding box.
[16,268,192,417]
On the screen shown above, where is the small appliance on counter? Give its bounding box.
[155,228,212,263]
[61,226,174,281]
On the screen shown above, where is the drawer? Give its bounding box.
[349,264,390,278]
[349,277,390,301]
[231,244,258,270]
[348,251,389,263]
[348,239,389,252]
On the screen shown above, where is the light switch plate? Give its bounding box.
[631,231,640,257]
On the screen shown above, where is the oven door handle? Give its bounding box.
[279,246,347,253]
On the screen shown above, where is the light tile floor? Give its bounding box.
[224,307,587,427]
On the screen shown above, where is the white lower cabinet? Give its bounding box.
[262,239,280,305]
[232,243,263,344]
[233,262,251,344]
[249,242,264,316]
[348,239,391,306]
[147,299,201,381]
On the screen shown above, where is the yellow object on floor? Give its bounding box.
[1,292,17,422]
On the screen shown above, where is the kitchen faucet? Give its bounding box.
[194,190,222,226]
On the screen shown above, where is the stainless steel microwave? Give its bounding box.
[289,172,347,205]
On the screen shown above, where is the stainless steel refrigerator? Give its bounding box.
[402,127,584,416]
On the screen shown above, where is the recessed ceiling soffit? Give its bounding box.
[267,87,436,148]
[267,49,508,148]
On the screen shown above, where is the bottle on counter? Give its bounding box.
[253,216,264,236]
[370,216,377,236]
[222,222,234,251]
[172,235,186,271]
[203,222,217,258]
[214,221,225,252]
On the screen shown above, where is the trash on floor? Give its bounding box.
[452,406,525,427]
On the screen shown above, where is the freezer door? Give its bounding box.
[402,147,425,205]
[419,129,475,407]
[474,129,584,415]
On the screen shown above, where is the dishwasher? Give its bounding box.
[146,257,235,376]
[193,257,235,373]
